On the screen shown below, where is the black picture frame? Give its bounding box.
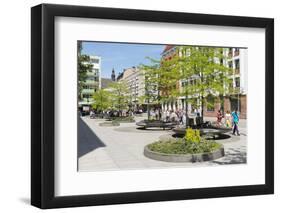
[31,3,274,209]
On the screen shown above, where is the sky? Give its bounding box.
[81,41,165,78]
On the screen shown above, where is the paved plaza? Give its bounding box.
[78,115,247,172]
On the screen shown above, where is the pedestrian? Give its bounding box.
[178,110,183,124]
[170,110,178,123]
[166,110,170,122]
[225,110,231,127]
[216,109,223,127]
[155,108,159,120]
[231,109,240,136]
[182,112,187,126]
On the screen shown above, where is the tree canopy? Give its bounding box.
[108,81,130,114]
[91,89,112,112]
[141,46,232,120]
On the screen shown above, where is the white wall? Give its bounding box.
[0,0,279,212]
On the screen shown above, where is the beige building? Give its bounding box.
[117,66,145,109]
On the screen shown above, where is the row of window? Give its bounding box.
[82,94,95,99]
[83,85,98,89]
[87,77,99,81]
[90,59,100,64]
[206,96,241,112]
[181,77,240,93]
[228,59,240,69]
[228,48,240,56]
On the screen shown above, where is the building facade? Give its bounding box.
[117,66,145,110]
[161,45,248,119]
[79,55,101,107]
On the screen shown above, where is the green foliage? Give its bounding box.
[141,46,232,120]
[177,46,232,113]
[148,126,222,154]
[148,139,221,154]
[92,89,111,112]
[108,81,129,113]
[141,56,180,105]
[184,128,201,143]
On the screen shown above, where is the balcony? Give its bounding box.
[86,71,99,77]
[84,80,99,86]
[81,89,97,94]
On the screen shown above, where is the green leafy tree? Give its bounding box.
[108,81,129,116]
[141,57,180,120]
[77,41,93,99]
[177,46,232,121]
[91,89,112,112]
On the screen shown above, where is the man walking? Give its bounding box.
[231,109,240,136]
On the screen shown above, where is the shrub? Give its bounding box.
[147,139,221,154]
[185,128,201,143]
[147,128,222,155]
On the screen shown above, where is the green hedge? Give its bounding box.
[148,139,222,155]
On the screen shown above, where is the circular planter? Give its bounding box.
[99,121,120,127]
[108,117,135,123]
[136,120,176,130]
[113,120,135,123]
[173,126,232,140]
[144,145,224,163]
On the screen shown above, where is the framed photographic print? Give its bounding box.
[31,3,274,209]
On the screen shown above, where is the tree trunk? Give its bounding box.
[147,100,150,121]
[185,94,189,128]
[201,95,204,121]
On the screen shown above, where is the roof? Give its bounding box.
[162,45,175,54]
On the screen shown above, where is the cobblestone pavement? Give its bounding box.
[78,115,247,172]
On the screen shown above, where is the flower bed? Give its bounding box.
[147,139,222,155]
[144,128,224,162]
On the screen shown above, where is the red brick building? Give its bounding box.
[160,45,247,119]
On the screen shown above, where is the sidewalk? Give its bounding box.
[78,115,247,172]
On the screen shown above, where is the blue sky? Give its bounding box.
[81,41,165,78]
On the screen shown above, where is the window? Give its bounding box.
[228,61,233,68]
[181,81,187,87]
[228,48,233,56]
[91,58,99,64]
[93,68,99,74]
[235,77,240,88]
[83,94,91,99]
[234,48,240,56]
[230,96,241,112]
[220,58,223,65]
[235,59,240,70]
